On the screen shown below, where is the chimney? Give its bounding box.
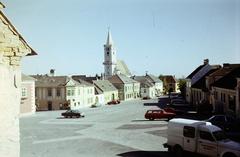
[204,59,209,65]
[50,69,55,76]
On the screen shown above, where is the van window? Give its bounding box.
[183,126,195,138]
[199,131,215,141]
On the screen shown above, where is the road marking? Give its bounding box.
[32,135,83,144]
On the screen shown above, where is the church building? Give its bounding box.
[103,30,131,79]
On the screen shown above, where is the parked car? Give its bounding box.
[107,100,120,105]
[61,110,85,118]
[163,107,185,115]
[206,115,240,132]
[170,99,186,105]
[142,96,150,100]
[144,109,176,121]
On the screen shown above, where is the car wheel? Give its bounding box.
[223,153,237,157]
[173,145,183,157]
[150,118,154,121]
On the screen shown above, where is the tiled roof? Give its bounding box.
[186,65,205,79]
[22,74,36,81]
[72,75,100,83]
[163,75,177,83]
[74,78,94,87]
[209,64,240,78]
[93,80,118,92]
[116,60,131,76]
[146,74,162,83]
[191,68,220,90]
[108,74,138,84]
[32,75,68,87]
[132,76,154,88]
[212,67,240,90]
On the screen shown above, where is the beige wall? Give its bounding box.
[212,87,238,116]
[20,80,35,116]
[36,87,67,110]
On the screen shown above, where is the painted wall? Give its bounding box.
[20,80,36,116]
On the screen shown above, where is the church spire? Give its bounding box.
[106,28,113,45]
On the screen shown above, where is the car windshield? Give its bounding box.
[213,131,228,141]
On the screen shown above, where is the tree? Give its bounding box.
[178,79,186,98]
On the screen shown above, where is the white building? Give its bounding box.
[66,77,95,109]
[132,76,156,98]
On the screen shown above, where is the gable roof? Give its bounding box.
[132,76,154,88]
[212,67,240,90]
[163,75,177,84]
[191,68,220,90]
[0,6,37,56]
[115,60,131,76]
[73,78,94,87]
[72,75,100,83]
[186,65,205,79]
[22,74,36,81]
[93,80,117,92]
[108,74,138,84]
[146,74,162,83]
[208,64,240,78]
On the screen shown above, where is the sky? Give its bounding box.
[1,0,240,78]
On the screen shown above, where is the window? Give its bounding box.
[47,88,52,97]
[22,87,27,97]
[183,126,195,138]
[199,131,215,141]
[214,91,218,100]
[56,88,61,97]
[107,52,109,56]
[144,89,147,93]
[67,89,71,96]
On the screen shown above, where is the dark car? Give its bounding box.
[107,100,120,105]
[142,96,150,100]
[144,109,176,121]
[61,110,85,118]
[206,115,240,132]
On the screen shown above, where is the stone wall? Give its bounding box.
[0,7,33,157]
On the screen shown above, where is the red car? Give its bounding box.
[145,109,176,121]
[107,100,120,105]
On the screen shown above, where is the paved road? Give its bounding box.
[20,98,173,157]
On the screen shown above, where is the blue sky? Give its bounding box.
[1,0,240,78]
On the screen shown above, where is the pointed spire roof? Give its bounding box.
[106,29,113,45]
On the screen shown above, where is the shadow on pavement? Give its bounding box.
[131,119,168,122]
[117,151,201,157]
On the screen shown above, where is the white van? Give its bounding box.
[164,118,240,157]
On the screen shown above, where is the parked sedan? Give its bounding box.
[107,100,120,105]
[145,109,176,121]
[61,110,85,118]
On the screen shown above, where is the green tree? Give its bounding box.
[178,79,186,98]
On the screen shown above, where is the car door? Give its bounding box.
[197,130,218,157]
[183,126,196,152]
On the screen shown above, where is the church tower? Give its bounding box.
[103,30,117,79]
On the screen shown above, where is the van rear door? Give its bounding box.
[183,126,196,152]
